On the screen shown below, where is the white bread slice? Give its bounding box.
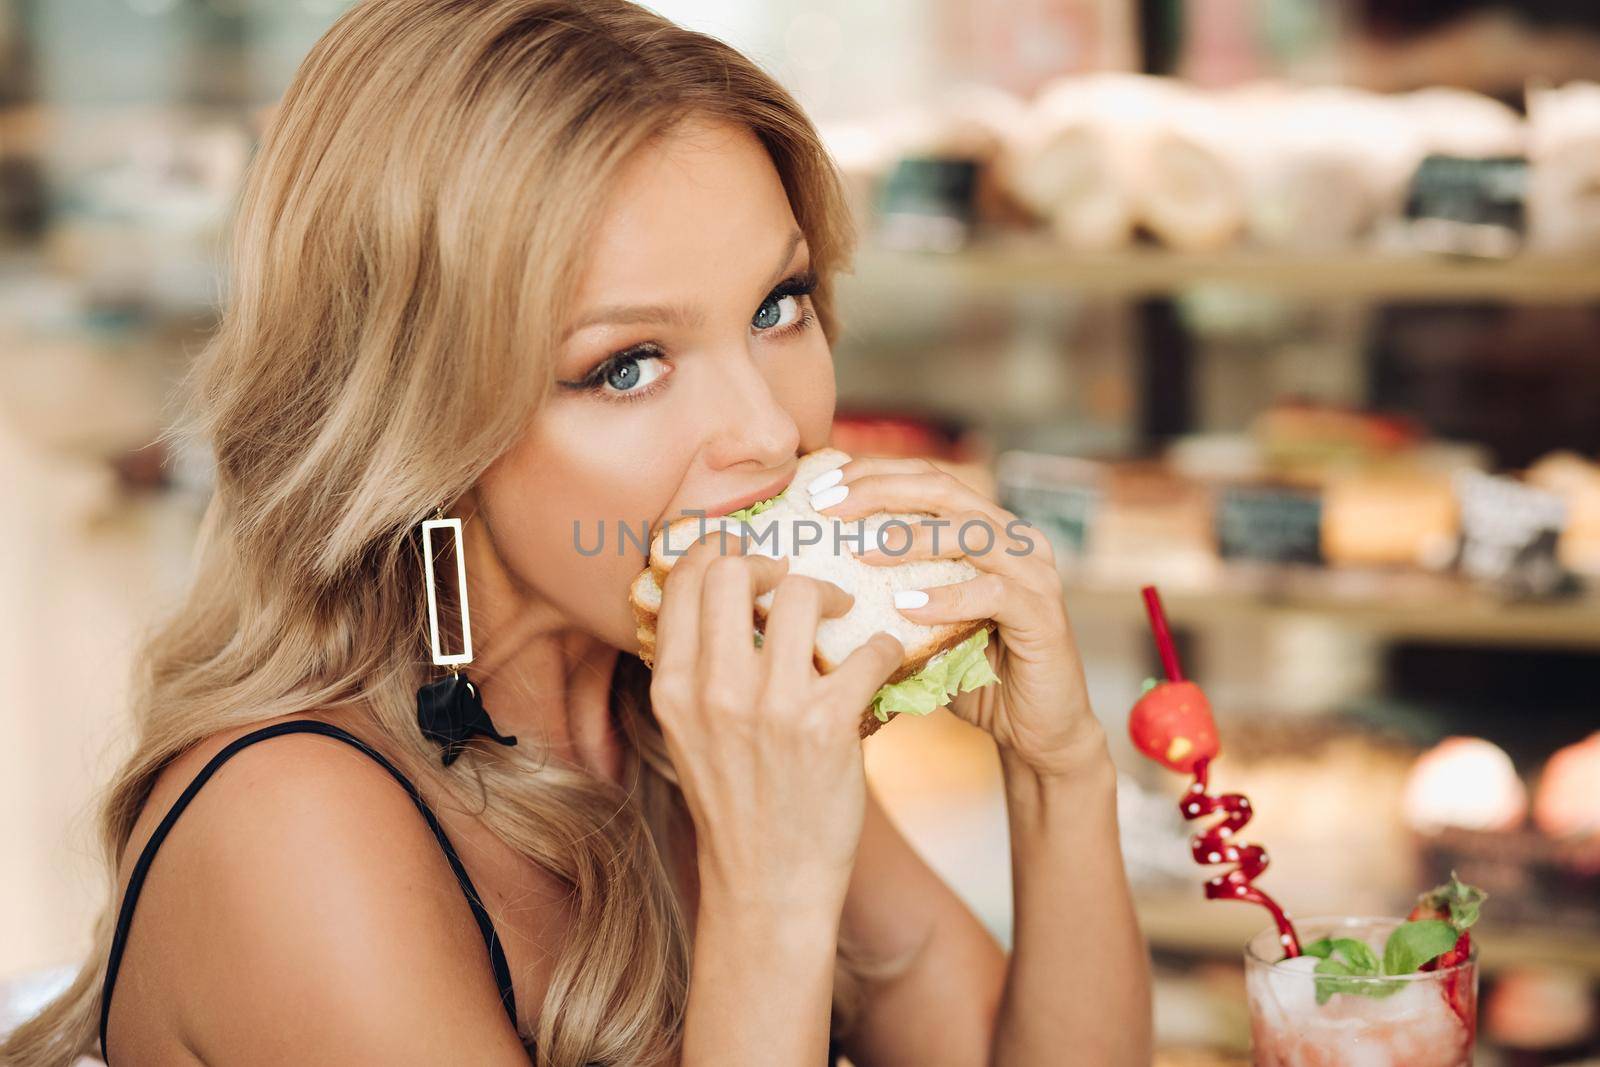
[631,448,999,736]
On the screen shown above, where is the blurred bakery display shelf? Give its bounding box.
[1137,891,1600,977]
[849,239,1600,302]
[1061,569,1600,650]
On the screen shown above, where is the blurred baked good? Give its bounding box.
[1484,965,1597,1050]
[1534,731,1600,841]
[1526,450,1600,576]
[1403,736,1528,834]
[1321,471,1458,569]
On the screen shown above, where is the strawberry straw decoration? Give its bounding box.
[1132,585,1302,958]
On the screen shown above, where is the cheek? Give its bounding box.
[479,415,683,635]
[768,336,836,448]
[511,406,685,539]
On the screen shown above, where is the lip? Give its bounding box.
[701,469,796,519]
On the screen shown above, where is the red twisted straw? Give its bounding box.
[1140,586,1302,958]
[1182,759,1301,957]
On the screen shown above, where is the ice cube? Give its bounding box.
[1249,953,1323,1032]
[1326,980,1469,1065]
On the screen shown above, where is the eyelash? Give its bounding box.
[562,271,820,405]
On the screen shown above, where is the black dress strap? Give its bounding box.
[98,719,519,1064]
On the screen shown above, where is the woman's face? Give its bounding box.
[473,115,836,654]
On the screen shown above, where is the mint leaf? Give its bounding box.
[1300,937,1378,973]
[1303,934,1412,1004]
[1442,872,1487,931]
[1329,938,1380,974]
[1313,959,1352,1006]
[1300,938,1335,959]
[1316,973,1405,1003]
[1306,936,1382,1005]
[1449,894,1483,931]
[1383,920,1460,975]
[1415,872,1488,932]
[1312,957,1404,1004]
[1312,961,1402,1004]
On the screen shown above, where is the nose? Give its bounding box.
[698,349,801,471]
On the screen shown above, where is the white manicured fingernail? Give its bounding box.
[894,589,929,609]
[810,484,848,512]
[806,467,844,494]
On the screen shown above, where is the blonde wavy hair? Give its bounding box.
[2,2,896,1063]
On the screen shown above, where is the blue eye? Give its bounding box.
[599,350,668,396]
[753,270,819,333]
[753,293,799,331]
[555,342,671,404]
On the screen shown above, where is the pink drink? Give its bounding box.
[1245,918,1478,1067]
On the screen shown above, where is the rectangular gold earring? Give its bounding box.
[421,515,473,668]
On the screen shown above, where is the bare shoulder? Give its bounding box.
[112,715,530,1066]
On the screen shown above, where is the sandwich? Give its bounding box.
[630,448,1000,738]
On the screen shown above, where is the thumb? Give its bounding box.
[821,631,905,728]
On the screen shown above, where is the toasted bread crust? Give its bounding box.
[628,570,661,633]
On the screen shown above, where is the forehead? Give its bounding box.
[577,117,800,302]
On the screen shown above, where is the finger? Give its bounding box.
[799,455,928,503]
[810,464,1004,527]
[815,461,1056,581]
[860,511,993,560]
[694,540,792,654]
[816,455,936,484]
[698,551,761,647]
[655,527,785,667]
[653,526,737,670]
[893,572,1062,647]
[854,509,1040,582]
[760,575,855,697]
[698,553,774,707]
[819,630,907,726]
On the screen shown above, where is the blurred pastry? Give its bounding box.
[1526,450,1600,576]
[1484,965,1597,1051]
[1534,731,1600,842]
[1321,471,1458,569]
[1527,81,1600,254]
[997,73,1180,251]
[1403,736,1528,834]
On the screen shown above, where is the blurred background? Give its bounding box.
[3,0,1600,1063]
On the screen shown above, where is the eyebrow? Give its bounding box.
[563,229,807,340]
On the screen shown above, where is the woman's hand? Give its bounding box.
[649,528,906,913]
[813,456,1103,777]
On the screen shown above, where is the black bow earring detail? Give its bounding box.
[418,507,518,767]
[417,670,518,767]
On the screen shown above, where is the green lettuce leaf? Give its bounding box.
[870,627,999,722]
[728,494,784,524]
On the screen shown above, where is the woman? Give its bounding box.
[2,2,1151,1064]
